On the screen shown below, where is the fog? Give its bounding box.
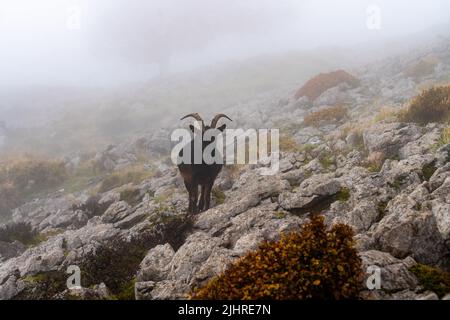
[0,0,449,87]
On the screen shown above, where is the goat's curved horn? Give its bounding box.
[210,114,232,128]
[180,113,204,122]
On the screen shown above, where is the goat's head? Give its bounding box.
[180,113,232,152]
[180,113,232,134]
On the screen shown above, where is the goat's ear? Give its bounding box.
[217,124,226,132]
[189,125,195,132]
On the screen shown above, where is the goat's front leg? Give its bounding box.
[184,181,198,215]
[190,181,199,214]
[198,184,206,212]
[203,181,214,211]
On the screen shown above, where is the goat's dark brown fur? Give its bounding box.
[178,113,232,214]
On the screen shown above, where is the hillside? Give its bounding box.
[0,38,450,300]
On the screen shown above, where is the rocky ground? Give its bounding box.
[0,39,449,300]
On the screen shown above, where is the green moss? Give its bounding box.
[388,178,403,191]
[377,201,388,217]
[319,154,335,169]
[421,162,437,181]
[410,264,450,298]
[114,278,136,300]
[274,211,287,219]
[23,274,48,284]
[212,187,226,205]
[17,271,68,299]
[335,187,350,202]
[367,163,382,173]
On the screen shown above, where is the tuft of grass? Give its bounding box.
[119,187,143,207]
[279,135,301,153]
[318,153,335,170]
[377,201,388,217]
[373,106,400,123]
[335,187,351,202]
[303,105,348,127]
[410,264,450,298]
[98,165,154,193]
[421,162,437,181]
[363,152,385,173]
[211,187,226,205]
[114,278,137,301]
[432,127,450,151]
[274,211,287,219]
[398,85,450,125]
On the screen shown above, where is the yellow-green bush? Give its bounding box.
[410,264,450,298]
[191,216,362,300]
[399,85,450,124]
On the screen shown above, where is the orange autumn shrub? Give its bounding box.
[295,70,360,101]
[191,216,362,300]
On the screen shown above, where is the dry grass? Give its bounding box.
[303,105,348,127]
[279,135,301,153]
[0,156,68,220]
[97,164,155,193]
[403,58,438,79]
[399,85,450,125]
[363,151,385,172]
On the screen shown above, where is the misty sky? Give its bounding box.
[0,0,449,87]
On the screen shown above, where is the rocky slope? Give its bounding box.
[0,39,449,300]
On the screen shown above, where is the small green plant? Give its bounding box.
[432,127,450,150]
[410,264,450,298]
[191,216,362,300]
[335,187,351,202]
[211,187,226,205]
[318,153,335,170]
[421,162,437,181]
[363,152,385,173]
[274,211,287,219]
[377,201,388,218]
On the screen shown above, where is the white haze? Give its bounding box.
[0,0,449,87]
